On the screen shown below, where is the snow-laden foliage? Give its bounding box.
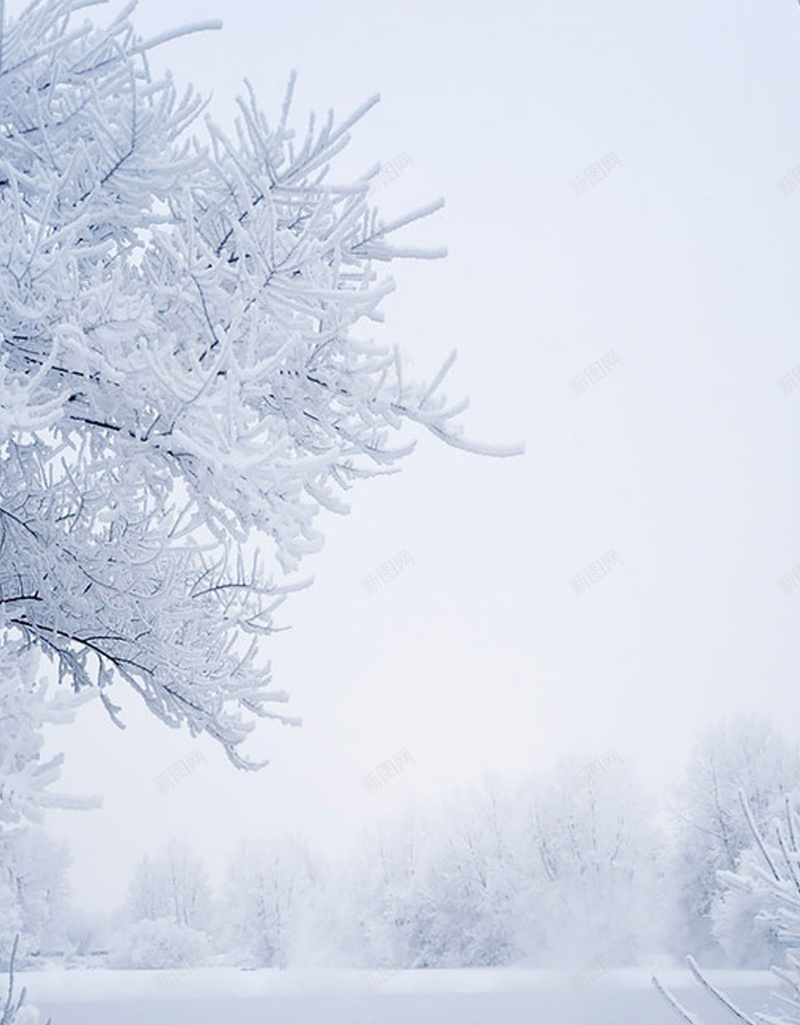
[296,767,662,969]
[331,807,447,969]
[712,843,787,969]
[668,717,800,964]
[0,827,73,967]
[95,724,800,976]
[505,759,664,965]
[0,638,97,830]
[94,761,664,971]
[0,0,522,769]
[656,793,800,1025]
[0,635,95,969]
[125,840,212,931]
[220,836,317,967]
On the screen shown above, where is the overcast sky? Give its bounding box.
[25,0,800,913]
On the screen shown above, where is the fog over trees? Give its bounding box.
[5,714,793,980]
[0,1,795,1024]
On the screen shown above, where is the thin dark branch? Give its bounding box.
[10,617,153,677]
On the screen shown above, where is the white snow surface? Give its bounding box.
[14,967,776,1024]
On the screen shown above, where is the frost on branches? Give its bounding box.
[0,0,523,768]
[0,638,97,829]
[655,793,800,1025]
[0,636,96,967]
[1,935,51,1025]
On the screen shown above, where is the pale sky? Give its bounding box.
[25,0,800,912]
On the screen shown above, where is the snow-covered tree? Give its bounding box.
[0,0,522,771]
[111,840,212,968]
[126,840,212,932]
[655,792,800,1025]
[505,759,664,966]
[332,807,443,968]
[221,836,317,967]
[324,767,662,970]
[0,635,96,966]
[0,827,73,962]
[714,791,800,969]
[413,782,520,968]
[668,717,800,963]
[0,638,97,831]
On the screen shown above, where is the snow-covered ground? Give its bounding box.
[17,967,776,1024]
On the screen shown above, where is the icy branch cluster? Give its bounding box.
[0,637,98,828]
[0,0,521,767]
[656,793,800,1025]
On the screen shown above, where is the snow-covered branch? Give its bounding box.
[0,0,523,768]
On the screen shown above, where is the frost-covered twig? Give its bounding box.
[0,935,52,1025]
[651,971,706,1025]
[656,794,800,1024]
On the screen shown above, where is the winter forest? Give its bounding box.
[2,0,800,1022]
[8,717,800,973]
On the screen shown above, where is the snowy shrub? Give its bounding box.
[108,918,209,970]
[62,909,107,962]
